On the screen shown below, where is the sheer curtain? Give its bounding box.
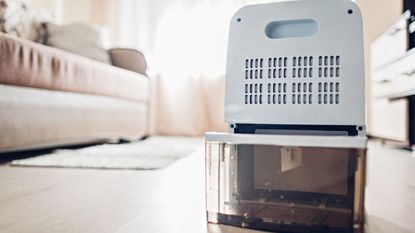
[111,0,276,72]
[108,0,250,136]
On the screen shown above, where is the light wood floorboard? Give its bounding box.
[0,141,414,233]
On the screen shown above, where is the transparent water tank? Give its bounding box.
[206,133,366,233]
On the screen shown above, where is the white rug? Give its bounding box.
[11,136,202,170]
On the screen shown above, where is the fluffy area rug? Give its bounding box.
[11,136,202,170]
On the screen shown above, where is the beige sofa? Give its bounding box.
[0,33,149,152]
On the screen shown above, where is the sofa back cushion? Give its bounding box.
[46,23,111,64]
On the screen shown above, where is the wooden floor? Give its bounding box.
[0,140,414,233]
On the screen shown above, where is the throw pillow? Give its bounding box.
[0,0,50,43]
[46,23,111,64]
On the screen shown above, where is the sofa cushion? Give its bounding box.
[0,32,149,103]
[46,23,111,64]
[0,84,148,151]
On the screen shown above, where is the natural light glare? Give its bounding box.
[151,2,237,79]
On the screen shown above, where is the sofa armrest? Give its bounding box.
[109,48,148,76]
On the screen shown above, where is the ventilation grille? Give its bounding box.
[267,57,288,79]
[266,83,288,104]
[244,83,264,104]
[318,56,340,78]
[245,58,264,79]
[317,82,340,104]
[243,55,341,105]
[292,82,313,104]
[293,56,313,78]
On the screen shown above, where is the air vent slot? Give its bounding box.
[265,82,288,105]
[292,82,313,104]
[318,55,340,78]
[292,56,313,78]
[245,58,264,80]
[317,81,340,104]
[243,55,341,105]
[245,82,264,105]
[267,57,288,79]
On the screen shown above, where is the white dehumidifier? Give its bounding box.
[205,0,367,232]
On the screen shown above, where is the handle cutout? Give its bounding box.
[265,19,318,39]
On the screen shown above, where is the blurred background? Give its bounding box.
[1,0,413,148]
[26,0,405,140]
